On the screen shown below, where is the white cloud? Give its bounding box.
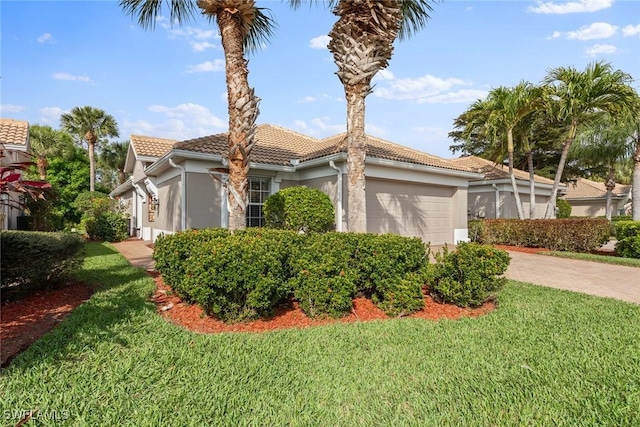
[374,74,478,103]
[464,6,473,12]
[37,33,55,44]
[585,43,617,56]
[302,96,316,102]
[550,22,618,40]
[528,0,613,14]
[185,59,225,73]
[52,72,92,83]
[123,103,226,141]
[622,24,640,37]
[39,106,67,124]
[309,35,330,49]
[0,104,25,113]
[191,41,216,52]
[292,117,344,138]
[373,69,395,81]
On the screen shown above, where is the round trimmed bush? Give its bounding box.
[556,198,572,219]
[264,186,335,232]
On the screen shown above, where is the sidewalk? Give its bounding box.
[110,239,640,305]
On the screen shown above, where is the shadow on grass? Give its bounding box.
[2,242,157,372]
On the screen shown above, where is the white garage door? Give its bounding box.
[366,179,453,245]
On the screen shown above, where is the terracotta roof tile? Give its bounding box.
[563,178,632,199]
[450,156,555,185]
[0,118,29,146]
[174,124,471,172]
[130,135,176,158]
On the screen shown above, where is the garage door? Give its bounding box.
[366,179,453,245]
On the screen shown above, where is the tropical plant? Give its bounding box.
[100,140,130,186]
[542,61,636,218]
[28,125,75,180]
[0,145,51,210]
[60,106,120,192]
[120,0,275,230]
[290,0,437,232]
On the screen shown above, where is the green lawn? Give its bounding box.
[1,242,639,426]
[543,250,640,268]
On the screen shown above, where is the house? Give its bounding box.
[0,118,30,230]
[111,124,481,245]
[450,155,565,219]
[562,178,632,217]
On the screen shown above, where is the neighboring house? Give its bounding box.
[562,178,632,217]
[0,118,30,230]
[450,155,565,219]
[111,124,480,245]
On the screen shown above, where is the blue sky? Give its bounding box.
[2,0,639,159]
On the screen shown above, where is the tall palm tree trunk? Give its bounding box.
[86,131,97,192]
[604,168,616,220]
[345,84,369,232]
[507,129,524,219]
[527,149,536,219]
[216,6,260,231]
[36,156,48,181]
[633,143,640,221]
[545,120,577,218]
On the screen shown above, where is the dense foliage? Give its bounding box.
[0,231,85,301]
[264,186,335,232]
[431,243,510,307]
[469,218,610,252]
[615,221,640,259]
[556,198,572,218]
[76,191,129,242]
[154,229,434,322]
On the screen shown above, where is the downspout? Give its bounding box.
[492,184,500,219]
[329,161,343,232]
[169,159,187,231]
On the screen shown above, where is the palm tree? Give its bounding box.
[571,115,632,220]
[542,61,636,219]
[60,106,120,192]
[100,140,130,185]
[29,125,75,181]
[291,0,437,232]
[120,0,275,231]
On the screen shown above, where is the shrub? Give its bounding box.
[83,211,128,242]
[469,218,610,252]
[264,186,335,232]
[556,198,572,219]
[615,221,640,259]
[1,231,85,301]
[431,243,510,307]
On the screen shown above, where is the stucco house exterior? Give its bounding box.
[0,118,31,230]
[111,124,481,245]
[450,155,565,219]
[562,178,632,217]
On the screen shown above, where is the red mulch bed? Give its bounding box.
[149,274,495,334]
[1,282,94,367]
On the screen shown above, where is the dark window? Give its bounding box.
[246,177,270,227]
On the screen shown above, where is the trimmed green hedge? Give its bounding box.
[469,219,610,252]
[154,229,432,322]
[431,243,510,307]
[1,231,85,301]
[615,221,640,259]
[264,186,335,232]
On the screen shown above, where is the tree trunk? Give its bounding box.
[36,156,48,181]
[633,142,640,221]
[527,150,536,219]
[217,7,260,231]
[605,167,616,220]
[345,84,369,233]
[118,169,127,185]
[86,131,96,192]
[545,120,577,219]
[507,129,524,219]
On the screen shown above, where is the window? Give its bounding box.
[246,177,270,227]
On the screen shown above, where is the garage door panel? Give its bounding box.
[366,179,453,245]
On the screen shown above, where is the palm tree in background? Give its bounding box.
[100,141,130,186]
[542,61,636,218]
[60,106,120,192]
[120,0,275,230]
[29,125,75,181]
[290,0,437,232]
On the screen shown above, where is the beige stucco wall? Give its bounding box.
[470,189,551,219]
[568,200,606,217]
[132,161,147,184]
[155,175,181,232]
[186,172,222,229]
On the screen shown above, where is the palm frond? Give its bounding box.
[398,0,438,40]
[119,0,197,30]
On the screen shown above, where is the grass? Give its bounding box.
[543,251,640,268]
[1,242,639,426]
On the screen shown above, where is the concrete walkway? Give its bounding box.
[110,239,640,305]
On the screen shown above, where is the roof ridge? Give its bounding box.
[257,123,321,142]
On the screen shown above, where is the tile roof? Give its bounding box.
[563,178,632,200]
[173,124,471,172]
[130,135,176,158]
[0,118,29,147]
[450,155,555,185]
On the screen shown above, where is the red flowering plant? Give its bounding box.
[1,145,51,209]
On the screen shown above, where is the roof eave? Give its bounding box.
[109,178,134,197]
[365,156,483,179]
